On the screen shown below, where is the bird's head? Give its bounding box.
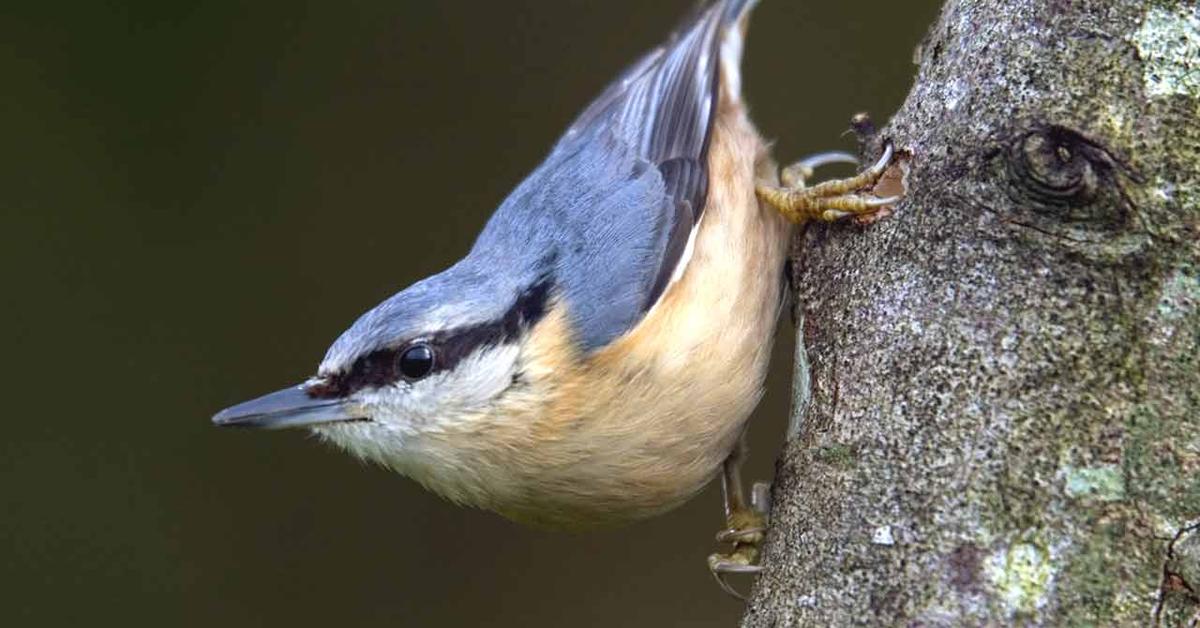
[212,260,553,461]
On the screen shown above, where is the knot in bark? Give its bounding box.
[1003,124,1134,231]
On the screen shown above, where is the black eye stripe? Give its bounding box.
[307,277,553,399]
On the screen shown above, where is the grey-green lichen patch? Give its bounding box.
[1156,268,1200,322]
[813,443,855,469]
[1132,5,1200,98]
[1062,465,1126,501]
[986,537,1060,618]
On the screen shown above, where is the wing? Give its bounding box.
[470,0,755,352]
[554,1,737,305]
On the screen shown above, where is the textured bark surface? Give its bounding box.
[744,1,1200,625]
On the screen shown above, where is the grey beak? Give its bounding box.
[212,384,365,430]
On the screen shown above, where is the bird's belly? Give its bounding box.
[458,113,790,529]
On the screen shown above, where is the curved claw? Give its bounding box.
[716,526,767,544]
[866,194,903,207]
[867,142,895,176]
[816,193,903,221]
[782,151,862,188]
[798,150,860,171]
[712,571,747,601]
[708,555,764,601]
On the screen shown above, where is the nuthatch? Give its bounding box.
[213,0,896,592]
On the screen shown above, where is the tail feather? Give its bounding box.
[719,0,759,103]
[723,0,760,23]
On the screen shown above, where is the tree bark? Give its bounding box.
[744,1,1200,625]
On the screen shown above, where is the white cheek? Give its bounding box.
[360,343,520,431]
[314,344,520,482]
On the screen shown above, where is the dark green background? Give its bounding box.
[2,1,940,625]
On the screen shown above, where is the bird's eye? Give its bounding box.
[398,344,435,380]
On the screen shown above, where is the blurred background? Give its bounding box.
[1,1,940,625]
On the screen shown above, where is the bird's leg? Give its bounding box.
[708,433,771,600]
[758,143,900,223]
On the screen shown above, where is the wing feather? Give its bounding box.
[556,2,730,310]
[472,1,757,351]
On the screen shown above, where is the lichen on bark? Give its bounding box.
[743,1,1200,625]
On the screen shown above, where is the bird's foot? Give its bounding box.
[708,481,771,600]
[757,143,900,224]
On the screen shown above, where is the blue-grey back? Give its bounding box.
[465,0,752,352]
[467,125,673,351]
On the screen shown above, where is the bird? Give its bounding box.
[213,0,896,594]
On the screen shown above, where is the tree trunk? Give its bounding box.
[744,1,1200,625]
